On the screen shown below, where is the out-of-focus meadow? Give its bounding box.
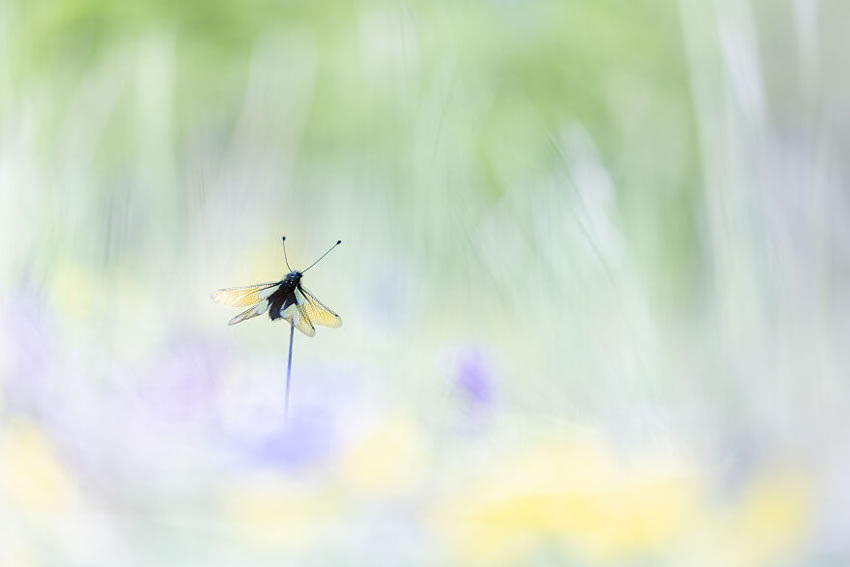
[2,0,848,565]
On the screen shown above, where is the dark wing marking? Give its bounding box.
[212,282,280,307]
[298,285,342,328]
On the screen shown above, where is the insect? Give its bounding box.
[212,237,342,336]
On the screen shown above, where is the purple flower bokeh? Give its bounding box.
[1,288,54,418]
[453,346,495,406]
[241,408,336,470]
[145,335,226,423]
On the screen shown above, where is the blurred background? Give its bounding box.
[1,0,848,565]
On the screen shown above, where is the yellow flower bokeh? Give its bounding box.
[339,414,426,494]
[0,420,77,518]
[226,473,337,551]
[432,434,811,566]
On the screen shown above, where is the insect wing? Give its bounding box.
[280,301,316,337]
[294,304,317,336]
[212,282,280,307]
[298,285,342,328]
[228,300,270,325]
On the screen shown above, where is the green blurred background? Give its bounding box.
[1,0,847,565]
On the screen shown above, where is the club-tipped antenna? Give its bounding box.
[302,240,342,273]
[281,236,292,271]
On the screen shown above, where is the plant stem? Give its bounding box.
[285,321,294,417]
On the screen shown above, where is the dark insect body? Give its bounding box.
[267,271,303,322]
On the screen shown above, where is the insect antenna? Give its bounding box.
[281,236,293,271]
[302,240,342,273]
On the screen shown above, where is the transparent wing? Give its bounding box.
[294,304,317,336]
[212,282,279,307]
[279,302,316,337]
[298,285,342,328]
[227,300,270,325]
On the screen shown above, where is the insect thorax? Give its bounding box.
[282,271,302,289]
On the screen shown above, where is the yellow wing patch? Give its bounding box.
[212,282,279,307]
[299,286,342,328]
